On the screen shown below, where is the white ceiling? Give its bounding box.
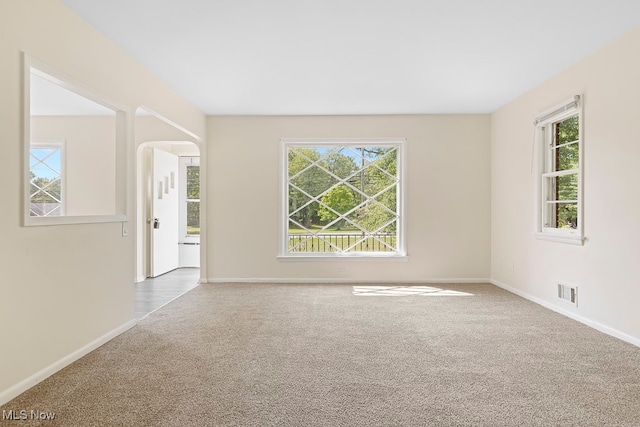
[61,0,640,115]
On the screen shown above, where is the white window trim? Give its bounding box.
[279,138,407,259]
[29,140,66,217]
[179,156,200,243]
[23,53,129,226]
[533,95,584,245]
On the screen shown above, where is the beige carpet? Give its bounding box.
[2,283,640,426]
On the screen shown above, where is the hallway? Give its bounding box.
[134,268,200,319]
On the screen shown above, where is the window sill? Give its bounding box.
[277,254,409,262]
[24,214,128,227]
[535,232,584,246]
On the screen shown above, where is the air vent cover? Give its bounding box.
[558,283,578,307]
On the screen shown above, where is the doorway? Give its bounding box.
[138,142,200,278]
[134,108,205,283]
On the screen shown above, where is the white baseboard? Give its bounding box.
[0,319,137,406]
[209,278,491,284]
[490,279,640,348]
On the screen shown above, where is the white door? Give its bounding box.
[151,148,180,277]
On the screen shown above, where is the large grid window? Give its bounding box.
[282,141,405,256]
[535,96,583,244]
[29,142,64,217]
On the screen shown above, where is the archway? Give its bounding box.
[134,107,206,283]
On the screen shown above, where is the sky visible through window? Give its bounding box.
[313,146,382,162]
[30,148,61,179]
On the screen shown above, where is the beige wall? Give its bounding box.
[491,26,640,344]
[0,0,205,402]
[208,115,491,282]
[32,116,117,216]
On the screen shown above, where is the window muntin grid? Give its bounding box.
[285,143,403,255]
[29,143,64,217]
[186,164,200,236]
[542,114,580,230]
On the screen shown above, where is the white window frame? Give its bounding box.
[279,139,407,259]
[29,140,66,217]
[179,156,200,243]
[534,95,584,245]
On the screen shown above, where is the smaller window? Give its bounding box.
[29,142,65,217]
[534,96,583,245]
[179,157,200,238]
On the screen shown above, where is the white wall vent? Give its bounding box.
[557,283,578,307]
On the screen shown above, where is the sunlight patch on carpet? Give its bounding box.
[352,286,474,296]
